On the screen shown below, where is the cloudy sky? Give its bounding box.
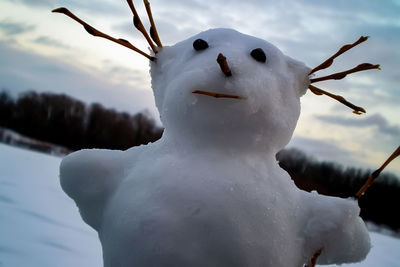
[0,0,399,176]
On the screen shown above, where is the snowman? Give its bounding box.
[54,3,373,266]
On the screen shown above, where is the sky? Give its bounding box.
[0,0,399,176]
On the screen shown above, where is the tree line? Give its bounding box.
[277,149,400,231]
[0,90,163,151]
[1,90,399,232]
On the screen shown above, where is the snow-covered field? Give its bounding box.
[0,143,399,267]
[0,144,102,267]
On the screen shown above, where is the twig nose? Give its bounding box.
[217,53,232,77]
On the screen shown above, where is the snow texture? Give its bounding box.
[59,28,370,266]
[1,143,398,267]
[0,144,102,267]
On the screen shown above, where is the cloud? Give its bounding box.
[112,19,199,45]
[287,136,357,165]
[0,20,35,35]
[99,60,149,87]
[303,0,400,22]
[32,36,70,49]
[316,114,400,136]
[5,0,53,8]
[0,40,158,119]
[4,0,126,15]
[65,1,126,15]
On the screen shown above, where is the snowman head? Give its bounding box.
[151,28,310,152]
[53,3,378,153]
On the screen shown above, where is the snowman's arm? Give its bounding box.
[304,195,370,265]
[60,149,125,230]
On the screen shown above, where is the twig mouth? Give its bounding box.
[192,90,244,99]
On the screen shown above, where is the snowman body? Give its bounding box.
[60,28,370,266]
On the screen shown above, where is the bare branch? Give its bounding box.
[310,63,380,83]
[216,53,232,77]
[125,0,158,53]
[310,36,369,74]
[192,90,243,99]
[356,145,400,198]
[304,249,322,267]
[52,7,155,60]
[143,0,162,47]
[308,85,366,115]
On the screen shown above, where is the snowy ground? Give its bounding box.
[0,143,399,267]
[0,144,102,267]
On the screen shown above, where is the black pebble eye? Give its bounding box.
[193,39,209,51]
[250,48,266,63]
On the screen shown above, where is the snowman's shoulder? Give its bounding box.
[60,149,123,195]
[302,193,361,233]
[302,192,370,264]
[59,146,150,198]
[59,147,145,229]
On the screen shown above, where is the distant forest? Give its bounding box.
[0,90,163,151]
[277,149,400,231]
[1,90,399,232]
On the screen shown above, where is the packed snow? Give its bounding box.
[59,29,371,266]
[0,144,102,267]
[1,144,400,266]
